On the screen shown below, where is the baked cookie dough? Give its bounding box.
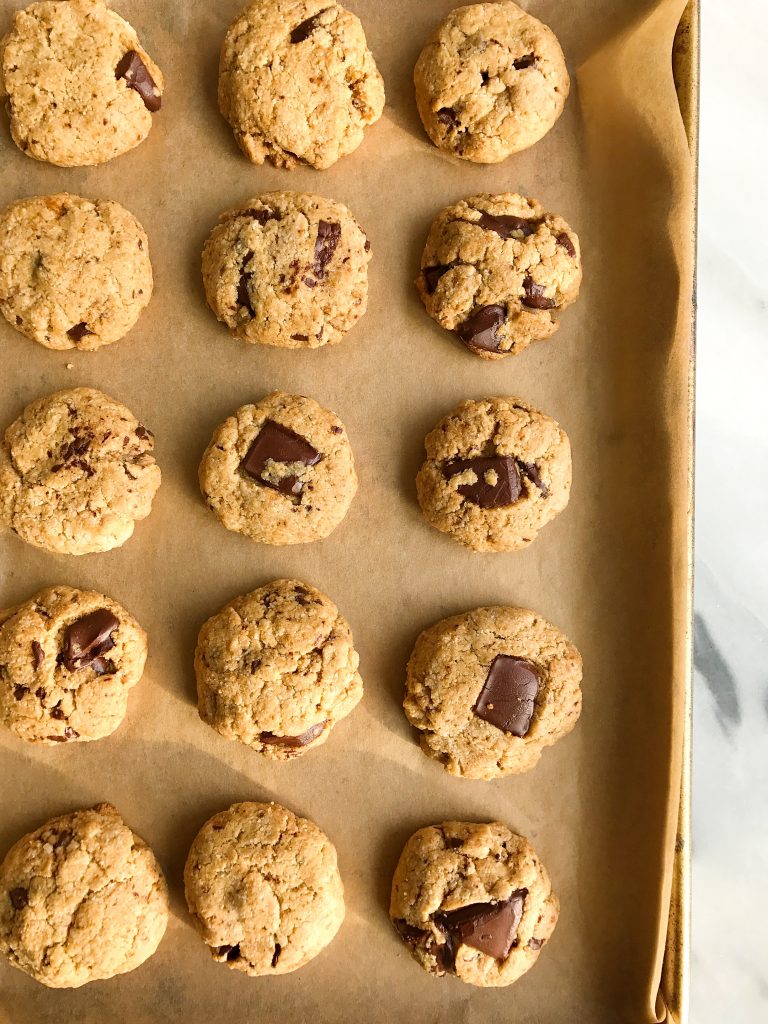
[219,0,384,169]
[0,585,147,745]
[202,192,370,349]
[414,2,569,163]
[184,801,344,975]
[416,397,571,552]
[0,0,163,167]
[417,193,581,359]
[0,386,161,555]
[199,391,356,546]
[0,803,168,988]
[390,820,558,987]
[0,193,153,351]
[196,579,362,758]
[404,606,582,779]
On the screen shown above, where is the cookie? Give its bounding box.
[390,820,558,987]
[0,803,168,988]
[415,397,571,552]
[202,192,370,349]
[0,193,153,351]
[417,193,581,359]
[219,0,384,169]
[404,606,582,779]
[196,579,362,758]
[0,585,147,746]
[0,0,163,167]
[184,801,344,975]
[199,392,356,546]
[414,2,569,163]
[0,387,161,555]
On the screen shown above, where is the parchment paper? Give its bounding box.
[0,1,695,1021]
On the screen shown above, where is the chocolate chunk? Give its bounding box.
[115,51,161,112]
[518,460,549,497]
[60,432,91,462]
[260,721,325,748]
[443,456,522,509]
[394,919,430,947]
[556,231,576,257]
[313,221,341,278]
[513,53,537,70]
[436,891,528,962]
[422,263,455,294]
[241,420,321,498]
[91,657,116,676]
[46,726,78,742]
[135,425,153,441]
[522,276,556,310]
[475,212,540,239]
[291,333,309,341]
[527,936,544,950]
[290,8,331,43]
[217,943,241,961]
[456,304,506,353]
[9,888,28,910]
[437,107,458,127]
[67,322,92,341]
[271,943,282,967]
[31,641,43,670]
[237,253,255,317]
[59,609,119,672]
[51,705,65,720]
[434,930,457,972]
[474,655,540,736]
[13,685,28,701]
[242,208,279,225]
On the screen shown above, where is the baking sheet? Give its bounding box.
[0,1,695,1021]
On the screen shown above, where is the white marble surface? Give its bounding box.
[692,2,768,1020]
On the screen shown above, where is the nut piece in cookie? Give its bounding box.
[195,578,363,757]
[390,821,558,987]
[0,0,164,167]
[414,1,569,162]
[415,397,571,552]
[417,193,581,359]
[0,387,161,555]
[404,606,582,779]
[0,803,169,988]
[199,391,357,545]
[184,801,345,975]
[218,0,384,169]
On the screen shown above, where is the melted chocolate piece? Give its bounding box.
[260,721,326,748]
[91,657,117,676]
[59,609,119,672]
[443,456,522,509]
[31,641,43,670]
[290,8,331,43]
[67,322,92,342]
[474,655,540,736]
[436,891,528,962]
[313,221,341,278]
[513,53,537,70]
[475,213,540,239]
[115,51,161,112]
[522,276,556,310]
[241,420,321,498]
[456,304,506,353]
[556,231,576,257]
[422,263,455,294]
[394,919,430,947]
[9,888,28,910]
[517,460,549,497]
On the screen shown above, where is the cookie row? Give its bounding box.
[0,580,583,781]
[0,801,557,990]
[0,189,582,359]
[1,1,568,169]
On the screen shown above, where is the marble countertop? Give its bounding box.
[693,2,768,1020]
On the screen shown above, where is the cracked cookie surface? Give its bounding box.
[390,820,558,987]
[199,391,357,546]
[0,386,161,555]
[404,606,582,779]
[0,802,168,988]
[0,585,147,745]
[414,2,569,163]
[0,0,164,167]
[196,578,362,758]
[202,192,370,349]
[184,801,344,975]
[415,396,571,552]
[417,193,581,359]
[219,0,384,169]
[0,193,153,351]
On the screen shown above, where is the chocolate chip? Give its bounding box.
[330,425,342,435]
[556,231,576,257]
[518,460,549,497]
[271,943,282,967]
[13,685,28,701]
[443,456,522,509]
[135,425,153,441]
[527,936,544,950]
[241,420,321,498]
[51,705,65,720]
[435,891,528,962]
[513,54,537,69]
[364,238,371,252]
[422,263,455,294]
[115,51,161,112]
[60,432,91,462]
[475,212,540,239]
[35,687,46,700]
[67,322,92,341]
[59,609,119,672]
[31,641,43,670]
[456,304,506,353]
[46,726,79,742]
[474,655,540,736]
[9,888,28,910]
[437,107,458,127]
[291,333,309,341]
[260,721,326,748]
[217,943,241,961]
[313,221,341,279]
[522,276,556,310]
[290,8,331,43]
[241,208,279,225]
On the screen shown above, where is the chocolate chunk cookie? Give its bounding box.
[0,387,161,555]
[416,397,571,552]
[0,585,147,745]
[0,193,153,351]
[196,579,363,758]
[417,193,581,359]
[390,821,558,987]
[202,192,370,349]
[219,0,384,169]
[0,803,168,988]
[184,801,345,975]
[0,0,163,167]
[414,2,569,162]
[199,391,356,546]
[404,606,582,779]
